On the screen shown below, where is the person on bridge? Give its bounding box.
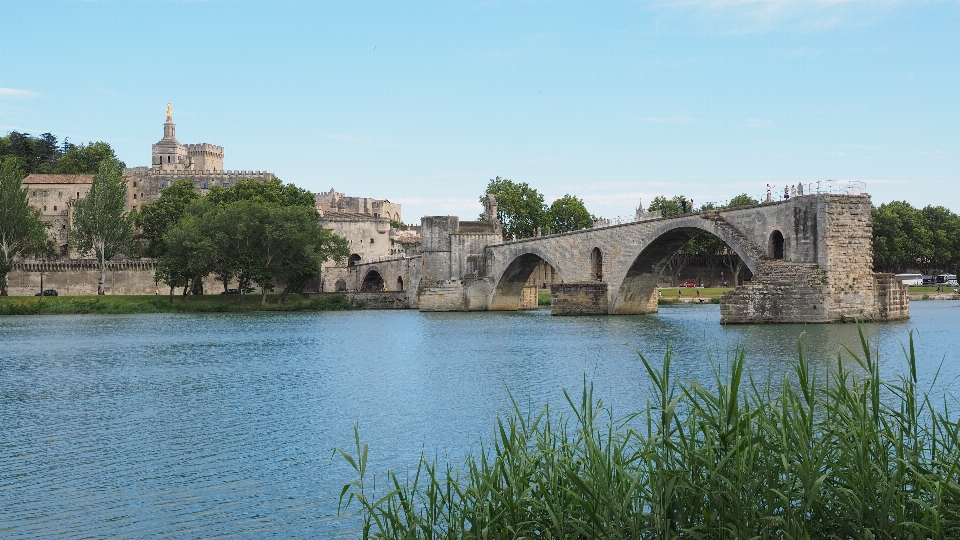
[681,197,688,213]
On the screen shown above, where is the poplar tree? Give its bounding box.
[70,158,135,295]
[0,157,49,295]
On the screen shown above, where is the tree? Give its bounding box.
[548,195,593,233]
[648,195,686,217]
[135,179,201,258]
[56,142,121,174]
[206,177,315,208]
[70,158,135,294]
[725,193,760,209]
[481,177,546,239]
[0,157,50,295]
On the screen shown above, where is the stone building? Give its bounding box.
[151,102,223,172]
[315,188,401,222]
[23,174,93,255]
[20,103,275,252]
[126,104,274,203]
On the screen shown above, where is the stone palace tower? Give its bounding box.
[151,102,224,172]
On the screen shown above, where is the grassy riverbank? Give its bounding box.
[537,287,730,306]
[339,332,960,537]
[0,293,352,315]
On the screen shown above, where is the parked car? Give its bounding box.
[682,281,698,288]
[34,289,58,296]
[220,289,239,295]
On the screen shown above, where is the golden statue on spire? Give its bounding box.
[166,102,172,122]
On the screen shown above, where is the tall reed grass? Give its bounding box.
[338,330,960,538]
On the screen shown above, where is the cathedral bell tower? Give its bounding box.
[152,102,188,171]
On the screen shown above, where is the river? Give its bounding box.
[2,302,958,538]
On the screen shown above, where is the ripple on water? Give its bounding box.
[1,303,958,537]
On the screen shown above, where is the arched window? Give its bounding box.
[770,230,785,259]
[348,254,361,267]
[397,276,404,291]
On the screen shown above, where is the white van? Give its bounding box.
[895,273,923,286]
[936,274,958,286]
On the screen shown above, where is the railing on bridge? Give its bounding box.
[587,180,868,230]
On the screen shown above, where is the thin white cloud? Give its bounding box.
[648,0,900,33]
[0,88,39,100]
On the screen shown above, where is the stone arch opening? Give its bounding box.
[612,227,759,314]
[491,253,563,311]
[335,278,347,292]
[348,254,362,267]
[396,276,404,291]
[769,230,785,259]
[360,270,385,292]
[591,247,603,281]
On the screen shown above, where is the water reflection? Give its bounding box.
[0,302,957,537]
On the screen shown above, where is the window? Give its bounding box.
[58,191,62,197]
[43,206,46,211]
[159,182,167,188]
[167,156,171,163]
[370,238,374,244]
[43,190,47,196]
[133,194,137,200]
[201,182,209,189]
[76,192,80,198]
[223,182,230,188]
[32,191,36,196]
[53,205,57,211]
[133,181,137,187]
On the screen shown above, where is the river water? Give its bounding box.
[2,302,958,538]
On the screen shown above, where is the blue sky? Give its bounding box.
[1,0,958,221]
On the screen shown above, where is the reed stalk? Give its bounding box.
[338,329,960,538]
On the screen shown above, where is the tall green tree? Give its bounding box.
[647,195,687,217]
[135,179,201,258]
[70,158,135,294]
[55,142,121,174]
[207,177,315,208]
[0,157,50,295]
[481,177,546,239]
[548,195,593,234]
[725,193,760,209]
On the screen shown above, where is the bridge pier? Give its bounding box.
[551,282,608,315]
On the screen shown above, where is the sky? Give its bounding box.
[1,0,958,221]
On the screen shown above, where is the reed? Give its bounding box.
[338,330,960,538]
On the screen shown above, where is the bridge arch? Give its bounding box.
[609,218,764,315]
[490,248,569,311]
[360,269,385,292]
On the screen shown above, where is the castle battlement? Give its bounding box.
[184,143,224,156]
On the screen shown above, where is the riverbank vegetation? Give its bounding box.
[0,293,351,315]
[339,332,960,537]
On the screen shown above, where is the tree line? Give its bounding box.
[0,131,121,174]
[482,177,594,239]
[140,178,349,305]
[0,154,349,300]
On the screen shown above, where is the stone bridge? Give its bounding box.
[479,194,908,323]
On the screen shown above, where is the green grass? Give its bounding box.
[339,331,960,538]
[0,293,352,315]
[538,290,551,306]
